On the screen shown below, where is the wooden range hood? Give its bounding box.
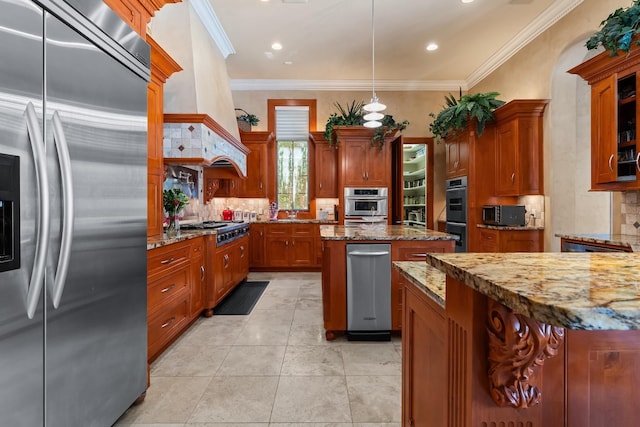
[163,113,249,178]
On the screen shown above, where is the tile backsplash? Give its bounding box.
[621,191,640,235]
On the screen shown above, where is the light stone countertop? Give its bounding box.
[555,233,640,252]
[147,230,216,250]
[253,219,338,224]
[393,261,446,308]
[320,225,458,241]
[425,252,640,330]
[478,224,545,231]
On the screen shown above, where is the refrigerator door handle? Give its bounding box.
[51,111,74,309]
[25,102,50,319]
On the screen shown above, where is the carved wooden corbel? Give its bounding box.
[205,178,220,201]
[486,300,564,408]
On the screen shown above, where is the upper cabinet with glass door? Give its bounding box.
[570,47,640,191]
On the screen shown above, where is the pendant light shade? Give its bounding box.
[364,0,385,126]
[363,111,384,121]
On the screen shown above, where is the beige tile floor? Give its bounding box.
[114,272,402,427]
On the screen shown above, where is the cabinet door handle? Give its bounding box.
[410,253,428,258]
[240,245,245,257]
[160,284,176,293]
[362,172,366,179]
[200,265,205,281]
[609,154,614,172]
[319,182,323,189]
[160,257,175,265]
[260,231,263,237]
[260,181,263,190]
[224,254,229,268]
[636,153,640,173]
[511,172,515,183]
[161,316,176,329]
[454,160,459,169]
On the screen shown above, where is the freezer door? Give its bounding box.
[0,0,45,426]
[43,11,147,427]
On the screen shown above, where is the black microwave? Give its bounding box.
[482,205,525,226]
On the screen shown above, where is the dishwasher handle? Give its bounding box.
[349,251,390,256]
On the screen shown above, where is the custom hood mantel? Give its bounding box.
[163,113,249,178]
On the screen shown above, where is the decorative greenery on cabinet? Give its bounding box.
[428,91,505,143]
[323,100,409,148]
[586,0,640,56]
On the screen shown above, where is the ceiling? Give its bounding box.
[207,0,583,91]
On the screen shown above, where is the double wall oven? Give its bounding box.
[445,177,467,252]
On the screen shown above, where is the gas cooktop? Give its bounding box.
[180,220,245,230]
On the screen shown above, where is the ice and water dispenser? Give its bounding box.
[0,153,19,272]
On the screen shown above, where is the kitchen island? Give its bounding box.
[395,253,640,427]
[319,224,457,339]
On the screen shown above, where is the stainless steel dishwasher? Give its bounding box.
[346,243,392,341]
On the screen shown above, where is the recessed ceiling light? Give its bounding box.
[283,61,293,65]
[461,0,474,3]
[426,43,438,51]
[271,42,283,50]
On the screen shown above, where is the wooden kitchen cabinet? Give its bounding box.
[390,241,451,330]
[105,0,179,40]
[570,47,640,190]
[445,131,469,179]
[239,131,272,198]
[264,223,319,269]
[494,100,547,196]
[340,138,391,186]
[147,239,196,362]
[206,234,249,315]
[190,237,205,318]
[402,280,447,427]
[477,226,543,252]
[249,223,266,267]
[146,37,181,237]
[312,132,338,198]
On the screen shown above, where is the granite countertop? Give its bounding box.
[319,225,459,241]
[147,230,216,250]
[478,224,545,231]
[425,252,640,330]
[555,233,640,252]
[393,261,446,308]
[254,219,338,224]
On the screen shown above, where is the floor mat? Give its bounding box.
[214,281,269,315]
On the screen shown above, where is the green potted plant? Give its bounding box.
[323,100,409,148]
[428,91,505,143]
[235,108,260,132]
[585,0,640,56]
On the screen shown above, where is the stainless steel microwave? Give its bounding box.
[344,187,388,217]
[482,205,526,226]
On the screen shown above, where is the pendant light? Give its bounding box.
[363,0,385,128]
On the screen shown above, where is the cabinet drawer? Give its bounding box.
[148,297,189,358]
[148,267,189,314]
[148,242,191,279]
[293,224,316,237]
[266,224,292,236]
[479,229,498,241]
[395,246,445,261]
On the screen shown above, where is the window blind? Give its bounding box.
[275,106,309,141]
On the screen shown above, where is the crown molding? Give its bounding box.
[190,0,235,58]
[466,0,584,88]
[230,79,468,92]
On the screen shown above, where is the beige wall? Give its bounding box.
[150,0,240,141]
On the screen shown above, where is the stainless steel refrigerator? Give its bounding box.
[0,0,149,426]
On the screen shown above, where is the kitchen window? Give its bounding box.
[274,104,311,211]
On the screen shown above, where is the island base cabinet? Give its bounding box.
[321,240,346,339]
[402,282,446,427]
[445,277,565,427]
[566,330,640,427]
